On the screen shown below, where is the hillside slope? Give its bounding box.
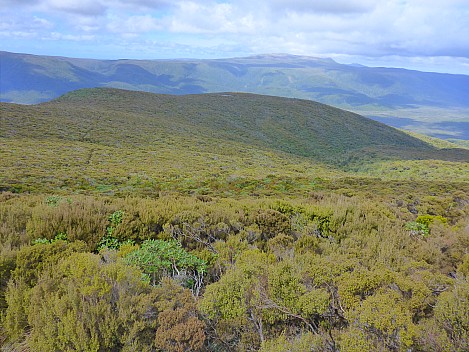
[1,88,438,160]
[1,88,468,196]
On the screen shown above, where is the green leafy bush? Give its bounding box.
[124,239,207,295]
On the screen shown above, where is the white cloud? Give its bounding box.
[267,0,377,14]
[107,15,162,34]
[48,32,95,41]
[0,14,54,38]
[110,0,174,10]
[1,0,468,73]
[31,16,54,29]
[0,0,37,5]
[0,30,38,39]
[65,16,103,33]
[168,2,259,34]
[45,0,107,16]
[0,15,54,30]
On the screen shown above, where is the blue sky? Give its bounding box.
[1,0,469,74]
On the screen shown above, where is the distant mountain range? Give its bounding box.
[1,51,469,140]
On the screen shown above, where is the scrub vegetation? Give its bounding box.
[1,88,468,351]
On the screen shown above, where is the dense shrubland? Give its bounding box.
[1,89,469,350]
[2,89,469,198]
[1,190,468,351]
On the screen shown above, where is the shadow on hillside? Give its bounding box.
[338,145,469,170]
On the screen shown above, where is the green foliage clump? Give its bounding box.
[107,210,124,234]
[124,239,207,295]
[97,210,125,251]
[33,231,68,245]
[405,221,430,237]
[405,214,449,238]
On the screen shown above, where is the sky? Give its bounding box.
[1,0,469,74]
